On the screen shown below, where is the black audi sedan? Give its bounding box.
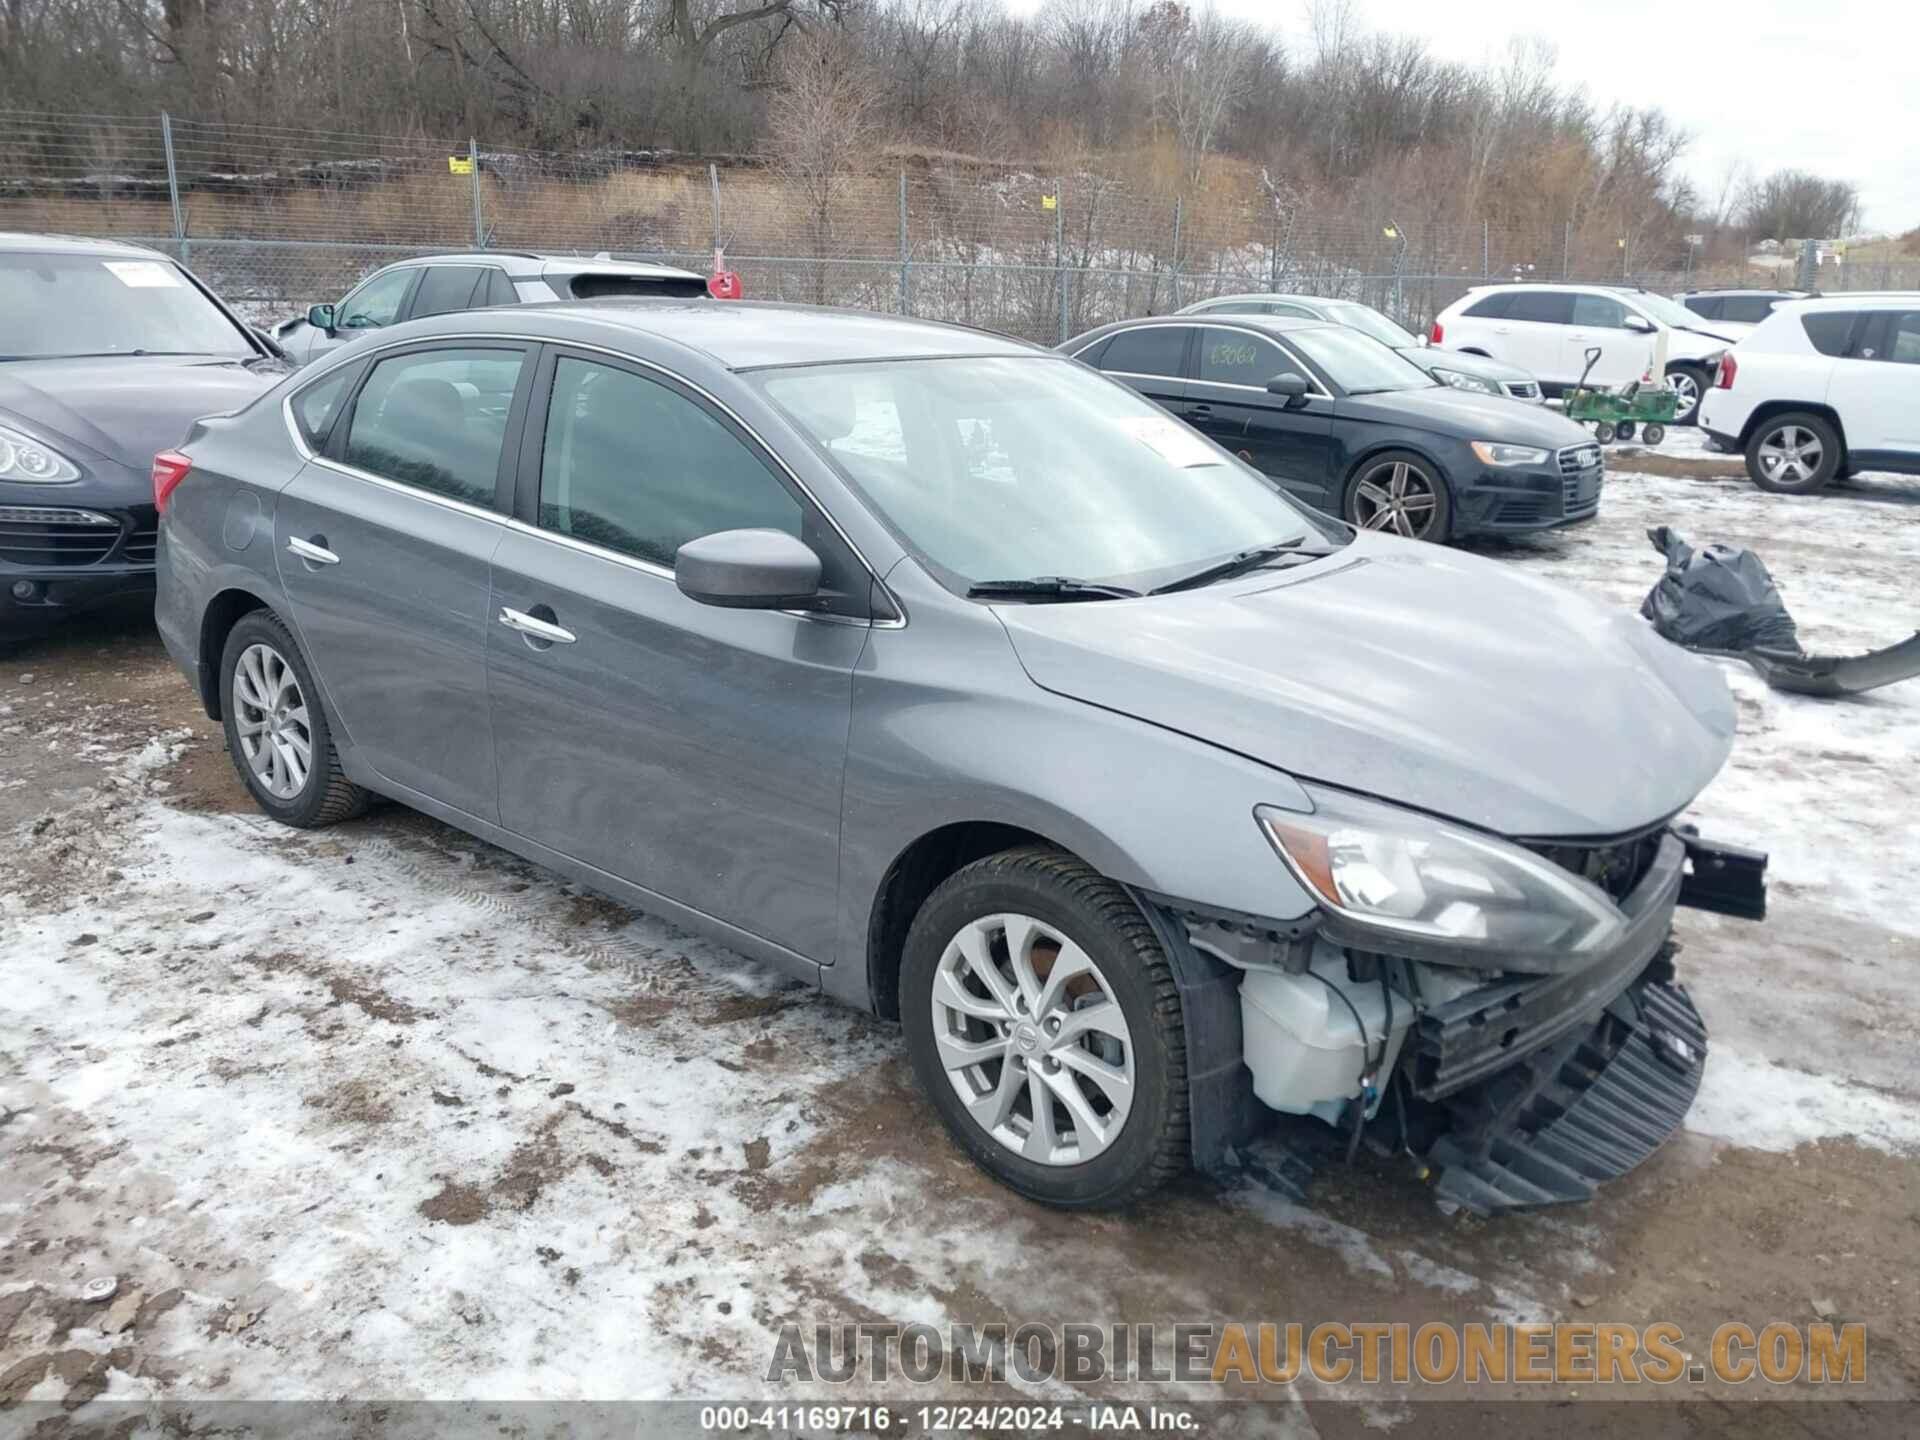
[0,233,287,640]
[1062,315,1601,543]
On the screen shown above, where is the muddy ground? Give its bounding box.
[3,454,1918,1437]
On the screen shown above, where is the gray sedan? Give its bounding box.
[1181,292,1544,400]
[155,301,1764,1211]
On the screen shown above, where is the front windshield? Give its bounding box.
[1288,327,1434,394]
[0,253,255,360]
[1324,302,1419,349]
[757,356,1341,590]
[1628,291,1722,331]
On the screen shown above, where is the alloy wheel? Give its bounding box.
[1669,371,1700,420]
[929,912,1136,1167]
[1757,424,1823,485]
[1351,460,1439,539]
[232,641,312,800]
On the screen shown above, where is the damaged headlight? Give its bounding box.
[1256,787,1628,968]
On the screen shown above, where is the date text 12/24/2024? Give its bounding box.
[699,1405,1199,1433]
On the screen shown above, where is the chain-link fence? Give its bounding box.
[5,109,1914,342]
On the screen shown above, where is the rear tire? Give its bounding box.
[220,609,370,828]
[1746,412,1840,494]
[899,848,1189,1208]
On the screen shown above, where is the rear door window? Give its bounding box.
[1196,329,1293,388]
[1801,312,1859,357]
[342,347,527,507]
[482,269,518,307]
[1682,296,1722,319]
[1506,291,1576,325]
[408,266,486,319]
[1098,326,1191,378]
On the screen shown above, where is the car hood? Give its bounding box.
[0,355,283,471]
[994,534,1736,838]
[1402,347,1532,385]
[1336,384,1592,448]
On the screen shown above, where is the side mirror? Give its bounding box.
[1266,372,1311,407]
[675,528,822,610]
[307,303,336,334]
[1622,314,1657,335]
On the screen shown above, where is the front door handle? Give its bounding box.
[498,606,576,645]
[286,535,339,566]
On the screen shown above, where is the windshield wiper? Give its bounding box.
[1150,537,1330,595]
[967,576,1142,602]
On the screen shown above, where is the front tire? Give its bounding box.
[899,848,1189,1208]
[1746,412,1840,494]
[1666,365,1709,426]
[220,609,370,827]
[1343,451,1451,542]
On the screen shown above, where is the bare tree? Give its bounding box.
[1739,169,1860,242]
[765,26,884,302]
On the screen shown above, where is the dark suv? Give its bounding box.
[273,251,713,366]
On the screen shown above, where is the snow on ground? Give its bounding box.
[3,455,1918,1414]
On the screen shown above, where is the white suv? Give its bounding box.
[1698,294,1920,493]
[1430,284,1739,424]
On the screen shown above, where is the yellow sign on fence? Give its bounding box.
[448,155,474,175]
[1041,194,1057,211]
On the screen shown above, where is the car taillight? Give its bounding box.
[1715,353,1737,389]
[1429,321,1444,344]
[152,450,193,514]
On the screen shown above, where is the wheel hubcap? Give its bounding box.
[930,912,1136,1167]
[1352,461,1438,539]
[1671,374,1698,415]
[233,642,312,800]
[1759,426,1822,483]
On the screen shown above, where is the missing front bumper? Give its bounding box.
[1426,976,1706,1213]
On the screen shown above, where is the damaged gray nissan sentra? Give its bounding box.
[153,301,1767,1212]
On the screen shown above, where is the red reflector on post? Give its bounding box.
[152,450,193,514]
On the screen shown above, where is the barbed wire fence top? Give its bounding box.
[4,110,1912,341]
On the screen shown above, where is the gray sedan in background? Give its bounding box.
[1181,292,1544,401]
[155,301,1764,1212]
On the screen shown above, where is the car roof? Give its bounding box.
[1075,314,1334,346]
[1777,292,1920,312]
[1183,292,1334,310]
[1676,287,1809,297]
[364,250,703,281]
[414,298,1047,370]
[0,231,171,260]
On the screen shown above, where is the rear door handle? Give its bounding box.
[286,535,339,565]
[498,606,576,645]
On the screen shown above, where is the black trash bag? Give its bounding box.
[1641,526,1920,696]
[1641,526,1799,653]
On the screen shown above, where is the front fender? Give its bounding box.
[831,577,1321,1005]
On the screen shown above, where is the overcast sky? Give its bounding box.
[1004,0,1915,230]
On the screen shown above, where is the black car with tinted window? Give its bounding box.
[0,233,286,641]
[1062,315,1602,543]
